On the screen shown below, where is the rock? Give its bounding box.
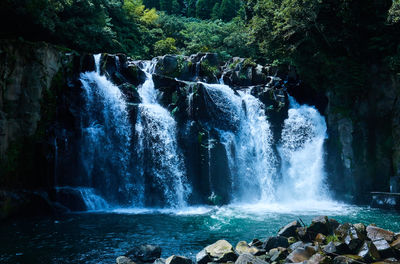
[288,241,312,253]
[154,258,166,264]
[308,253,331,264]
[296,227,310,242]
[323,242,349,256]
[390,237,400,249]
[235,241,265,256]
[315,233,326,244]
[288,237,297,244]
[196,249,212,264]
[269,247,288,262]
[279,221,302,238]
[367,226,395,243]
[335,223,363,253]
[249,239,264,249]
[235,253,269,264]
[358,241,380,263]
[329,219,340,231]
[125,244,162,263]
[197,240,237,264]
[333,256,357,264]
[285,248,312,263]
[165,255,192,264]
[373,239,393,258]
[263,236,289,251]
[308,216,332,237]
[117,256,136,264]
[353,223,367,238]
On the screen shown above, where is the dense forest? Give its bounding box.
[1,0,400,96]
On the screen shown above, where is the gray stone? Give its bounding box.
[279,221,302,238]
[125,244,162,263]
[366,225,395,243]
[373,239,394,258]
[197,240,237,264]
[234,253,269,264]
[235,241,265,256]
[116,256,135,264]
[263,236,289,251]
[165,255,192,264]
[358,241,380,262]
[285,248,312,263]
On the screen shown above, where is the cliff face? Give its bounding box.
[324,66,400,202]
[0,40,65,190]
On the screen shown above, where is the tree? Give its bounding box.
[154,37,178,55]
[220,0,240,21]
[196,0,213,19]
[211,2,221,20]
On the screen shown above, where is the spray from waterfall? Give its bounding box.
[278,96,330,201]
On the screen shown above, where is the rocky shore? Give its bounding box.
[116,216,400,264]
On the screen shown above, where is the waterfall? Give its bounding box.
[135,60,190,208]
[200,83,276,203]
[79,54,134,205]
[278,97,329,201]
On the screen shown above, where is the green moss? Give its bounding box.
[200,60,219,79]
[326,235,340,243]
[243,58,257,69]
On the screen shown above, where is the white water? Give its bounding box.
[201,83,276,202]
[135,61,190,208]
[79,54,134,203]
[278,97,329,201]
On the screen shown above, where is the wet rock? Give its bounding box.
[372,239,393,258]
[235,241,265,256]
[279,221,302,238]
[308,216,332,237]
[390,237,400,249]
[367,226,395,243]
[197,240,237,264]
[125,244,162,263]
[329,219,340,231]
[288,241,312,253]
[358,241,380,263]
[335,223,363,253]
[154,258,166,264]
[165,255,192,264]
[235,253,269,264]
[296,227,310,241]
[333,256,357,264]
[155,55,178,76]
[117,256,136,264]
[249,239,264,249]
[285,247,312,263]
[353,223,367,239]
[269,247,288,262]
[263,236,289,251]
[323,242,349,256]
[315,233,327,244]
[308,253,331,264]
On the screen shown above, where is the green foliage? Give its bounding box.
[326,235,340,243]
[154,37,178,56]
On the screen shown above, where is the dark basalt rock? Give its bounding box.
[367,225,395,243]
[165,255,192,264]
[263,236,289,251]
[323,242,350,256]
[373,239,394,259]
[285,247,313,263]
[279,221,302,238]
[335,223,363,253]
[307,216,332,237]
[125,244,162,263]
[358,241,380,263]
[235,253,269,264]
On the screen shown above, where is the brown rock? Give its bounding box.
[367,226,395,243]
[315,233,326,244]
[279,221,302,238]
[285,248,312,263]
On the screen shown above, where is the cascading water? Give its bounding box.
[135,60,190,208]
[200,83,276,203]
[78,54,134,206]
[278,97,329,201]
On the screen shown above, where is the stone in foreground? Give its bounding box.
[235,253,269,264]
[165,255,192,264]
[117,256,136,264]
[197,240,237,264]
[125,244,162,263]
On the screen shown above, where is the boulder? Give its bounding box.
[372,239,393,258]
[116,256,136,264]
[197,240,237,264]
[288,241,312,253]
[285,247,312,263]
[333,256,357,264]
[249,239,264,249]
[125,244,162,263]
[235,241,265,256]
[367,226,395,243]
[307,253,331,264]
[154,258,166,264]
[269,247,288,262]
[165,255,192,264]
[308,216,332,237]
[296,227,310,242]
[263,236,289,251]
[390,237,400,249]
[358,241,380,263]
[235,253,269,264]
[323,242,349,256]
[335,223,363,253]
[315,233,326,244]
[279,221,302,238]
